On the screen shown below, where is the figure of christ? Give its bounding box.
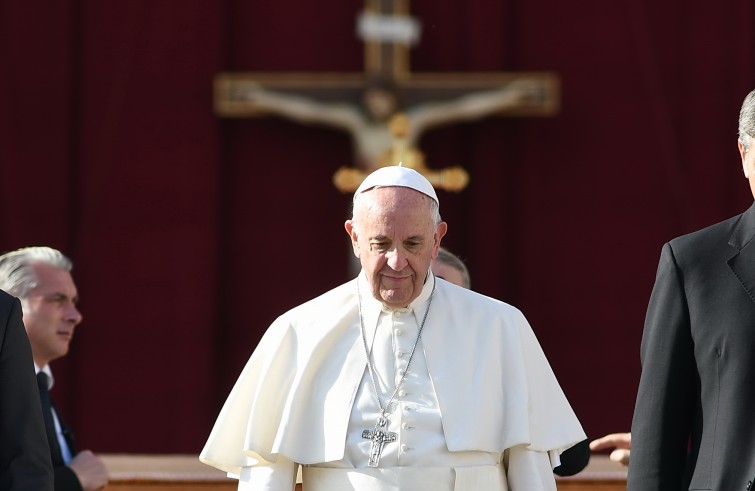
[335,112,470,192]
[236,77,540,185]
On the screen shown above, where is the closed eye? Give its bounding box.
[370,241,390,252]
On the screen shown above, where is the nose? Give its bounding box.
[385,248,408,270]
[65,303,83,325]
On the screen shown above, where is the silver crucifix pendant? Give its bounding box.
[362,416,397,467]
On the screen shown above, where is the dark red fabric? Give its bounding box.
[0,0,753,454]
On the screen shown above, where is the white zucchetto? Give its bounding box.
[354,165,439,205]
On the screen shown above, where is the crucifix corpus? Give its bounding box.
[214,0,560,193]
[362,416,397,467]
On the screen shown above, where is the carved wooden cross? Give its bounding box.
[214,0,559,192]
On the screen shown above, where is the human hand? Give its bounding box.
[589,432,631,467]
[70,450,109,491]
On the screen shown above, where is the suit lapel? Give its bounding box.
[727,201,755,304]
[51,401,77,457]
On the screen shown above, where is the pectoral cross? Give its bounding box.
[362,416,398,467]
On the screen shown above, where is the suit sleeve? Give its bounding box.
[54,465,83,491]
[0,294,54,491]
[627,243,696,490]
[552,438,590,476]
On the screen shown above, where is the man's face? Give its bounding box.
[21,262,83,367]
[431,260,465,288]
[345,187,447,308]
[740,138,755,199]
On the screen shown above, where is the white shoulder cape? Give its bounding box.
[200,275,585,475]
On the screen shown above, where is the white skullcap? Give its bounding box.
[354,165,439,205]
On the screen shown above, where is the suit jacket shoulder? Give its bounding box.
[668,208,747,260]
[0,290,54,490]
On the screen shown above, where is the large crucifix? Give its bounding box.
[214,0,559,193]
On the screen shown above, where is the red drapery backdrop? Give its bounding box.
[0,0,753,454]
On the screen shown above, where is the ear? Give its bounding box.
[344,220,360,258]
[739,140,749,177]
[433,222,448,257]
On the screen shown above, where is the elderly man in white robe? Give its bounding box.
[200,165,585,491]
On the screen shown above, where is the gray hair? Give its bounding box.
[0,246,73,298]
[435,247,471,289]
[351,188,442,231]
[738,88,755,150]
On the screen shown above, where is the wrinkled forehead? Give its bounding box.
[352,187,437,239]
[28,262,78,295]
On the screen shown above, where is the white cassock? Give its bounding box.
[200,272,586,490]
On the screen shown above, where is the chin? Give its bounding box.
[380,291,412,307]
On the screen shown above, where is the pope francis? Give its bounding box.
[200,165,585,490]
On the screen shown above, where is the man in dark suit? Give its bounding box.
[0,289,54,490]
[0,247,108,491]
[627,89,755,489]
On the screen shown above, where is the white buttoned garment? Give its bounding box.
[201,273,585,490]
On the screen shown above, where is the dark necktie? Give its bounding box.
[37,372,63,464]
